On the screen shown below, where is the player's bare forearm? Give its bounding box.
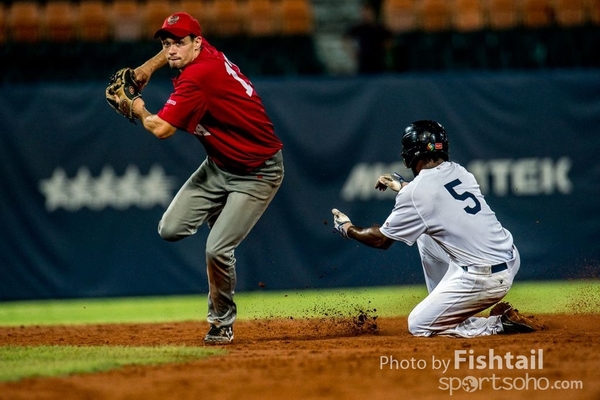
[141,113,176,139]
[134,49,168,89]
[346,225,395,249]
[133,98,176,139]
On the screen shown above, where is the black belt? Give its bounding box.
[461,262,508,274]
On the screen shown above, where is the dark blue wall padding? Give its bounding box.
[1,70,599,300]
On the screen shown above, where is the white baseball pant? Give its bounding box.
[408,235,520,338]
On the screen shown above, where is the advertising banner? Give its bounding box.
[1,71,599,300]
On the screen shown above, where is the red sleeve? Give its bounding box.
[157,75,207,133]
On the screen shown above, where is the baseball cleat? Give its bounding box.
[204,324,234,344]
[500,307,536,334]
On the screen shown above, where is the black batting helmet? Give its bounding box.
[401,120,449,169]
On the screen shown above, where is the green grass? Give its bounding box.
[0,346,224,383]
[0,285,428,326]
[0,280,598,327]
[0,280,597,383]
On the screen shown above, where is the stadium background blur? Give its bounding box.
[0,0,599,82]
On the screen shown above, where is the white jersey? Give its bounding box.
[380,161,514,267]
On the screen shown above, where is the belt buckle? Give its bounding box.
[475,266,492,275]
[463,265,492,275]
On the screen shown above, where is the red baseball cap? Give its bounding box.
[154,12,202,39]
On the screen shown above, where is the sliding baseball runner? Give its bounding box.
[332,120,537,337]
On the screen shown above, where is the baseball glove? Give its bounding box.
[105,67,141,123]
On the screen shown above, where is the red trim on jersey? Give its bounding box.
[157,40,282,173]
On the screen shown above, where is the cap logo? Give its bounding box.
[435,142,443,150]
[167,15,180,25]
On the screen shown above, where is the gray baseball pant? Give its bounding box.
[158,151,284,327]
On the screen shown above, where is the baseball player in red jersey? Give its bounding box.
[129,12,284,344]
[332,120,537,338]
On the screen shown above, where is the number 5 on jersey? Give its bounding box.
[444,179,481,215]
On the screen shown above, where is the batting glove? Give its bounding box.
[332,208,352,238]
[375,173,403,192]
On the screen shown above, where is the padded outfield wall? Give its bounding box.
[1,70,599,300]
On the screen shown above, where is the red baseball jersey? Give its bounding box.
[157,40,283,173]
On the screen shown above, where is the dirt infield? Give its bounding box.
[1,313,599,400]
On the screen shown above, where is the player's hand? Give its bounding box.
[132,66,150,91]
[375,173,404,192]
[332,208,352,238]
[134,49,168,91]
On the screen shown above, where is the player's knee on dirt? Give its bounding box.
[407,311,432,337]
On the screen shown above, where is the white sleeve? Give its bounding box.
[379,187,427,246]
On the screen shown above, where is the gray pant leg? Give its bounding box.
[158,159,226,241]
[158,155,283,327]
[206,158,283,327]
